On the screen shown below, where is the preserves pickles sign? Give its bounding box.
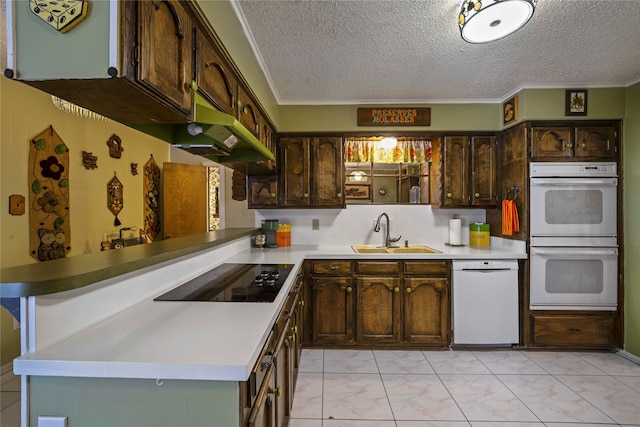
[357,107,431,126]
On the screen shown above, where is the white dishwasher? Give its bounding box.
[452,260,519,345]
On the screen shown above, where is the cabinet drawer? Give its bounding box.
[311,261,352,275]
[403,261,447,276]
[531,314,615,347]
[355,261,400,275]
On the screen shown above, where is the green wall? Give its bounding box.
[519,87,626,121]
[624,82,640,356]
[30,376,240,426]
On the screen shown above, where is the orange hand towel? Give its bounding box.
[502,199,520,236]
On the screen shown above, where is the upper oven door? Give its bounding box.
[530,177,618,237]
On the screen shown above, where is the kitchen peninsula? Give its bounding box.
[6,230,526,426]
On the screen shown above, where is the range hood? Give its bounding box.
[132,93,275,169]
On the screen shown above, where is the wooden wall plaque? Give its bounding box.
[357,108,431,126]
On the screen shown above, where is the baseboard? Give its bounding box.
[1,362,13,375]
[617,349,640,365]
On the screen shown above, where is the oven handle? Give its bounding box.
[532,249,618,256]
[530,178,617,185]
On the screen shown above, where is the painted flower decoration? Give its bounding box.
[37,190,66,215]
[40,156,65,180]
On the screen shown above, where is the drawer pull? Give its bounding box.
[567,328,582,334]
[328,265,339,270]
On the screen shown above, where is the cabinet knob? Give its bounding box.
[580,143,586,148]
[346,286,352,293]
[189,80,198,91]
[394,287,400,293]
[236,100,242,109]
[288,334,296,343]
[447,192,453,198]
[406,287,412,293]
[268,386,281,397]
[270,192,276,198]
[299,299,304,307]
[303,193,309,198]
[566,143,573,148]
[337,193,342,198]
[475,192,480,197]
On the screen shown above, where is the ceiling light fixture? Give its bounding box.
[458,0,536,44]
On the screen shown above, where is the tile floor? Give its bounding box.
[0,368,20,427]
[1,349,638,427]
[289,349,640,427]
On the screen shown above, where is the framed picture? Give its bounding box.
[503,96,518,125]
[565,89,588,116]
[345,184,370,200]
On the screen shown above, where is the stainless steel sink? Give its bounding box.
[352,245,440,254]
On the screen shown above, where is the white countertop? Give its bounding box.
[14,241,526,382]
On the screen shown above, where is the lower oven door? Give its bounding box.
[530,246,618,310]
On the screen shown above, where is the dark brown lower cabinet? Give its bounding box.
[403,277,449,345]
[306,260,450,347]
[356,276,401,344]
[530,313,615,348]
[247,361,276,427]
[310,277,355,344]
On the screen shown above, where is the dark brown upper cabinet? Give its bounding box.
[279,137,344,208]
[195,28,237,115]
[442,136,497,207]
[531,126,617,160]
[237,85,261,139]
[136,0,194,117]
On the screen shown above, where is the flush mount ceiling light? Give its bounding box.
[458,0,536,43]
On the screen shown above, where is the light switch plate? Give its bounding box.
[38,416,68,427]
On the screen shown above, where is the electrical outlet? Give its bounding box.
[312,219,320,230]
[38,416,68,427]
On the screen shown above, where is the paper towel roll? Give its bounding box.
[449,218,462,245]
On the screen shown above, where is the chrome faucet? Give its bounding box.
[374,212,401,248]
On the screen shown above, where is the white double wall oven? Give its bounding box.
[529,162,619,311]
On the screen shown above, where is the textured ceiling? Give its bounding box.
[230,0,640,105]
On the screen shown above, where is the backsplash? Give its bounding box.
[254,205,486,246]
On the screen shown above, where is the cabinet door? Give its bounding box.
[310,277,354,344]
[273,322,290,427]
[442,137,470,206]
[138,0,193,115]
[248,364,276,427]
[311,137,344,207]
[237,85,261,139]
[531,127,573,158]
[280,138,310,207]
[356,277,401,344]
[470,136,497,206]
[195,29,237,115]
[248,176,278,208]
[575,126,617,159]
[403,278,449,345]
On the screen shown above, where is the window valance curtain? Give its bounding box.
[344,137,432,163]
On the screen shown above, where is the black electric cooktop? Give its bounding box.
[154,263,295,303]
